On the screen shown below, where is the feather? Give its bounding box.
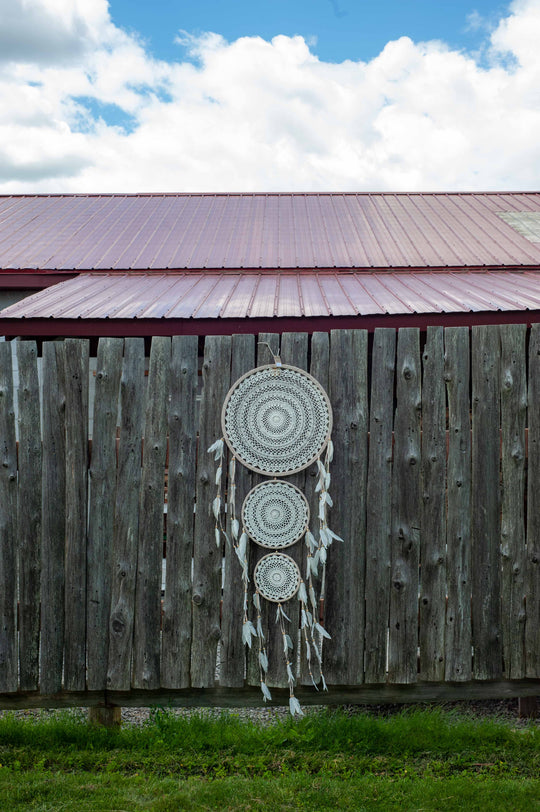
[242,620,257,648]
[319,527,331,548]
[257,617,264,639]
[253,592,261,611]
[212,496,221,520]
[316,459,326,477]
[305,640,311,661]
[315,622,332,640]
[311,675,319,690]
[259,651,269,672]
[309,554,318,577]
[321,674,328,691]
[215,465,222,486]
[318,498,326,521]
[301,609,308,629]
[289,696,304,717]
[309,585,317,614]
[306,531,318,552]
[286,663,296,684]
[207,438,224,459]
[261,681,272,702]
[327,528,344,543]
[298,581,308,604]
[314,480,322,493]
[276,604,291,623]
[324,491,333,507]
[319,547,327,565]
[229,458,236,480]
[215,527,221,548]
[282,634,289,655]
[326,439,334,463]
[231,518,240,540]
[284,634,293,650]
[229,484,236,504]
[324,472,331,489]
[237,532,248,561]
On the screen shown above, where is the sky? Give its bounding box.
[0,0,539,193]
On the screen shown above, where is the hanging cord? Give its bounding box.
[276,603,303,716]
[257,340,282,369]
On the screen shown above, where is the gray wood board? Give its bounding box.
[16,341,42,690]
[63,339,89,692]
[0,343,18,692]
[526,324,540,678]
[500,324,527,680]
[388,328,421,684]
[86,338,123,690]
[444,327,472,681]
[419,326,446,681]
[107,338,145,691]
[471,325,502,680]
[162,335,199,689]
[40,343,66,694]
[191,335,232,687]
[324,329,368,684]
[133,337,171,689]
[220,333,255,688]
[364,328,395,684]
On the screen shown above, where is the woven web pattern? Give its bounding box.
[223,366,331,475]
[254,553,301,603]
[242,480,309,549]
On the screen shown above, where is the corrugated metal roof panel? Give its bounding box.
[4,268,540,321]
[3,192,540,272]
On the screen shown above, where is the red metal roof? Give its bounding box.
[3,269,540,321]
[2,192,540,272]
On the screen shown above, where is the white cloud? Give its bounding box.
[1,0,540,192]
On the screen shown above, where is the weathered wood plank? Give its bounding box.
[471,325,502,680]
[364,328,395,684]
[107,338,145,691]
[444,327,472,682]
[161,334,199,689]
[526,324,540,678]
[191,335,231,687]
[86,338,123,691]
[419,326,446,681]
[300,331,330,686]
[63,339,89,692]
[324,329,368,684]
[264,332,308,689]
[220,333,255,688]
[0,342,18,692]
[500,324,527,680]
[133,337,170,690]
[247,333,281,688]
[40,342,66,694]
[388,328,421,684]
[16,341,42,691]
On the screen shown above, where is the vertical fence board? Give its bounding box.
[364,328,395,684]
[107,338,145,691]
[86,338,123,690]
[63,339,89,691]
[388,328,421,684]
[16,341,42,690]
[133,337,170,690]
[471,325,502,680]
[300,331,330,686]
[419,326,446,681]
[325,329,368,684]
[220,334,255,688]
[526,324,540,678]
[40,342,66,694]
[0,343,18,692]
[264,332,308,688]
[500,324,527,679]
[247,333,281,688]
[191,335,231,687]
[444,327,472,681]
[161,335,199,689]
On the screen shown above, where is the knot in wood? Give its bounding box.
[403,367,412,380]
[211,627,222,641]
[112,618,124,634]
[393,580,403,591]
[350,421,358,430]
[192,593,203,606]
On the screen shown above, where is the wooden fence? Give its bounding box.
[0,326,539,709]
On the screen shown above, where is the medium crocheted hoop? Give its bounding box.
[254,552,301,603]
[222,364,332,476]
[242,480,310,549]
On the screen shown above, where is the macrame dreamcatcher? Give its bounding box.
[208,348,342,716]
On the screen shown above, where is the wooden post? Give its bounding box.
[88,705,122,728]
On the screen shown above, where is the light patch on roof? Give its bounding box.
[498,211,540,244]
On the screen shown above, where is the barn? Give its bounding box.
[2,191,540,336]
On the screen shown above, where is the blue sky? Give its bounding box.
[1,0,539,193]
[110,0,505,64]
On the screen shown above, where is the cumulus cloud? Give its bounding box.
[0,0,540,192]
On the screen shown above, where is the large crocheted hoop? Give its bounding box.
[242,480,310,549]
[254,553,301,603]
[221,364,332,476]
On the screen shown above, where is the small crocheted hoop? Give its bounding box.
[242,480,310,549]
[254,552,301,603]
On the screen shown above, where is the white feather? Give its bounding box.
[319,547,327,564]
[231,518,240,540]
[253,592,261,611]
[257,617,264,639]
[215,527,221,548]
[306,531,318,552]
[207,438,224,458]
[298,582,308,604]
[321,674,328,691]
[318,499,326,521]
[261,680,272,701]
[242,620,257,648]
[289,696,304,717]
[326,439,334,462]
[315,622,331,640]
[324,472,331,489]
[215,465,222,486]
[237,532,248,561]
[285,634,293,650]
[327,528,344,542]
[286,663,296,684]
[324,491,333,507]
[259,651,268,672]
[212,496,221,520]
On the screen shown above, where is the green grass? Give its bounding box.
[0,707,538,810]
